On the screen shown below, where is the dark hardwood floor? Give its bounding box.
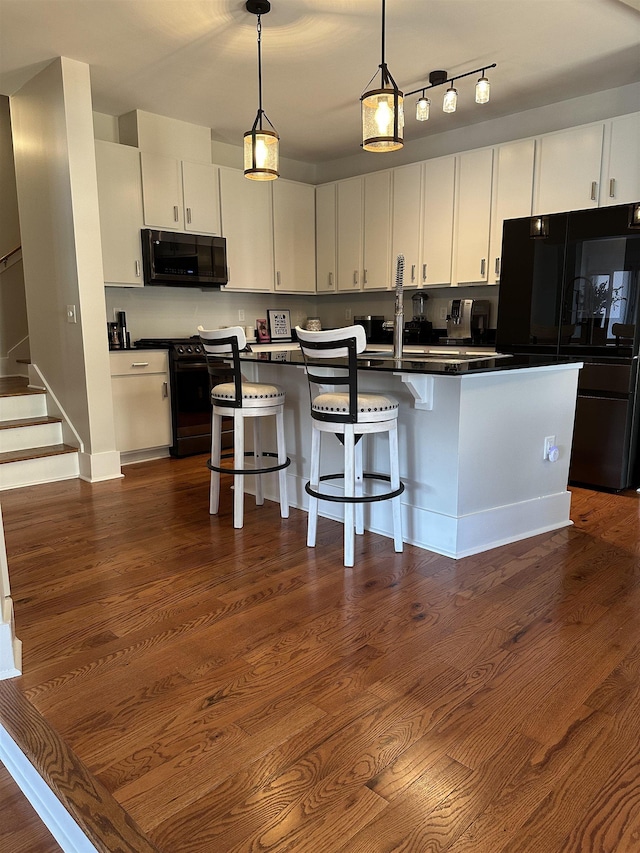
[1,454,639,852]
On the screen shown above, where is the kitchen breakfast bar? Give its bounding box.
[236,346,583,560]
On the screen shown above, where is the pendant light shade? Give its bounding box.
[361,0,403,152]
[443,85,458,114]
[244,0,279,181]
[416,95,430,121]
[475,75,490,104]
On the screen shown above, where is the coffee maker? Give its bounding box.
[404,292,433,345]
[445,299,490,344]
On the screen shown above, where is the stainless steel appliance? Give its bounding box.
[404,292,433,344]
[496,201,640,490]
[446,298,490,343]
[141,229,228,288]
[354,315,385,342]
[134,337,232,457]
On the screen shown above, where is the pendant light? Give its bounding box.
[475,71,491,104]
[244,0,279,181]
[361,0,404,152]
[416,93,430,121]
[442,85,458,114]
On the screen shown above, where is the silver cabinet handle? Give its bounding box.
[590,181,598,201]
[609,178,616,198]
[411,264,416,282]
[135,260,140,277]
[276,270,281,286]
[353,270,359,285]
[495,257,500,276]
[329,272,334,288]
[363,269,368,284]
[422,263,427,282]
[186,207,192,224]
[480,258,486,277]
[173,205,179,221]
[162,381,168,399]
[131,362,149,368]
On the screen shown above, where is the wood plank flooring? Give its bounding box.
[1,454,639,852]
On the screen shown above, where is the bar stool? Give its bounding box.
[295,324,404,567]
[198,326,290,529]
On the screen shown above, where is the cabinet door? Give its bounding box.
[534,124,604,214]
[363,171,392,290]
[110,352,172,452]
[489,139,535,283]
[422,156,456,286]
[95,141,144,287]
[316,183,337,293]
[181,160,221,234]
[392,163,422,289]
[219,167,274,292]
[454,148,494,284]
[140,151,184,229]
[601,113,640,206]
[336,177,363,292]
[273,180,316,293]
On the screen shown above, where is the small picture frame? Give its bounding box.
[256,318,270,343]
[267,309,292,342]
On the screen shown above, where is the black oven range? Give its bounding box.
[134,337,232,457]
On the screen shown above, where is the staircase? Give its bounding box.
[0,378,78,491]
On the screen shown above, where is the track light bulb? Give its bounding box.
[416,96,430,121]
[443,86,458,113]
[476,76,490,104]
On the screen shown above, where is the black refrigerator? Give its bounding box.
[496,201,640,491]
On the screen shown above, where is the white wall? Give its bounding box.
[10,57,120,481]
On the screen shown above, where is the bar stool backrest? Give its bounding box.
[198,325,246,408]
[295,324,367,425]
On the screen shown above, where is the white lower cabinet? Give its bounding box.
[110,351,172,453]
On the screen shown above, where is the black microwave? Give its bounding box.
[141,229,228,288]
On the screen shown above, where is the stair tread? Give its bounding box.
[0,444,77,464]
[0,377,45,397]
[0,415,62,430]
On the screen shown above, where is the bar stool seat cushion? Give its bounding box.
[212,381,285,407]
[312,392,399,423]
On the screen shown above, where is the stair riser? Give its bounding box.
[0,453,79,491]
[0,394,47,422]
[0,423,63,453]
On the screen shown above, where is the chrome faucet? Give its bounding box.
[393,254,405,359]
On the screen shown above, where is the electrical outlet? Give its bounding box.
[238,309,245,322]
[66,304,77,324]
[345,308,352,320]
[543,435,556,460]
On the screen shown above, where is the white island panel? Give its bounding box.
[240,360,582,559]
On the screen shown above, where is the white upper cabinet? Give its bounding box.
[422,156,456,286]
[489,139,536,283]
[95,140,144,287]
[219,167,273,292]
[140,151,220,234]
[454,148,494,285]
[391,162,422,288]
[600,113,640,206]
[272,180,316,293]
[316,183,337,293]
[534,123,604,215]
[363,171,392,290]
[336,177,363,292]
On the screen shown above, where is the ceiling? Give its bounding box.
[0,0,639,163]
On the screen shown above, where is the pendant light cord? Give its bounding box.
[256,14,263,128]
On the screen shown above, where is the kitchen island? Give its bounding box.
[236,346,583,559]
